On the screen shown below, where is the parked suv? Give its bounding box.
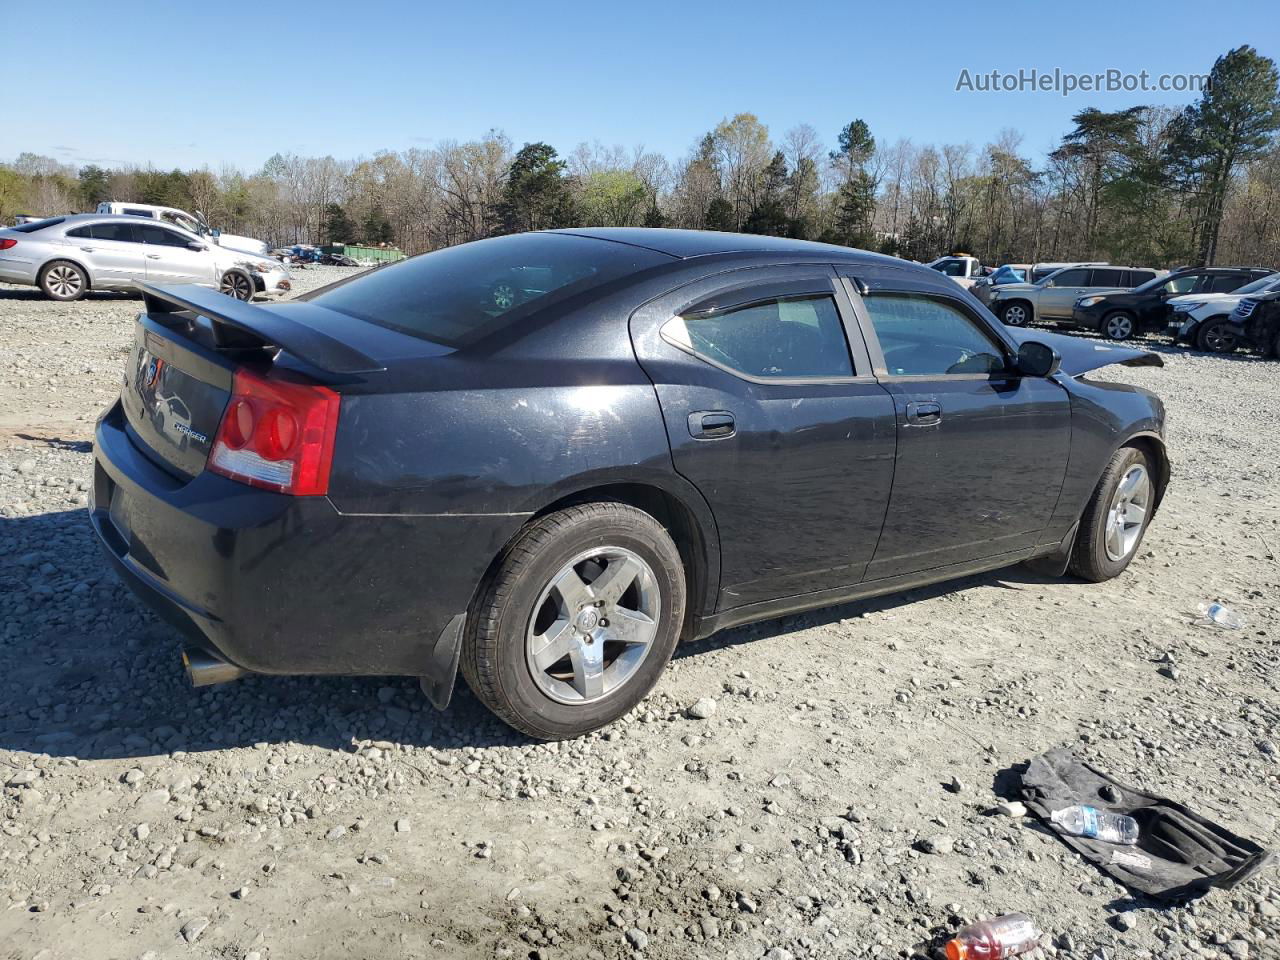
[1069,266,1272,341]
[0,214,290,301]
[1170,271,1280,352]
[990,265,1163,328]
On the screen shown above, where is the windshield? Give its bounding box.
[309,233,670,348]
[161,210,206,235]
[1131,274,1172,295]
[1234,272,1280,295]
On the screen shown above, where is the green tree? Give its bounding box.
[77,165,111,209]
[705,196,735,231]
[324,202,355,243]
[743,151,790,236]
[1050,107,1146,257]
[496,142,578,234]
[825,120,878,247]
[361,205,394,244]
[578,170,648,226]
[1167,46,1280,264]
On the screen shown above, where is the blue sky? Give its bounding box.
[3,0,1274,173]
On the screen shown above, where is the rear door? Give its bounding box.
[837,268,1072,578]
[137,224,214,285]
[1037,267,1091,317]
[629,265,897,609]
[69,221,148,286]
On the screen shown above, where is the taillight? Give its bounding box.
[208,368,339,496]
[0,238,16,250]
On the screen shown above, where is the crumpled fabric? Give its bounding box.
[1019,747,1275,900]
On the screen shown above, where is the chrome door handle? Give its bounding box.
[146,254,162,259]
[79,245,95,252]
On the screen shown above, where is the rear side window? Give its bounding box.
[664,295,853,380]
[309,233,669,348]
[91,222,140,243]
[10,217,66,233]
[66,226,92,238]
[864,294,1005,377]
[1089,268,1126,287]
[1208,274,1248,293]
[1128,271,1157,286]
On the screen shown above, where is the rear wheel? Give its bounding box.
[1069,446,1155,582]
[219,270,254,301]
[460,502,686,739]
[1000,301,1030,326]
[1194,316,1237,354]
[1101,311,1135,341]
[39,261,88,301]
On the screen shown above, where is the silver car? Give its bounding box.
[0,214,291,302]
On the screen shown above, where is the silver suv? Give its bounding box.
[0,214,290,301]
[989,264,1164,326]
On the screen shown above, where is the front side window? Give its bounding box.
[864,294,1006,377]
[1048,268,1090,286]
[1165,274,1203,295]
[664,295,853,380]
[934,259,966,277]
[138,225,191,247]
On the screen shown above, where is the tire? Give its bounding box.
[460,502,687,740]
[1068,446,1155,583]
[1194,316,1237,354]
[39,260,88,301]
[219,270,254,301]
[1000,301,1031,326]
[1101,311,1136,341]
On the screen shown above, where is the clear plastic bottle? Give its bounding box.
[945,913,1040,959]
[1050,804,1139,844]
[1195,602,1243,629]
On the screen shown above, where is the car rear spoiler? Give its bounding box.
[139,283,385,376]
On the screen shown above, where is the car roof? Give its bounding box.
[548,227,901,265]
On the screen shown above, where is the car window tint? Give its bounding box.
[1050,269,1090,286]
[91,222,139,243]
[668,295,853,380]
[66,226,92,239]
[864,294,1005,377]
[138,225,191,247]
[124,208,153,217]
[9,217,66,233]
[935,260,966,277]
[1209,274,1247,293]
[1090,268,1126,287]
[309,233,669,348]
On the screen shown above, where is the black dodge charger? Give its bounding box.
[91,229,1170,739]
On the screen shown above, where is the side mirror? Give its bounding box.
[187,241,206,251]
[1016,340,1061,378]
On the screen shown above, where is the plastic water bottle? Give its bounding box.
[944,913,1040,959]
[1195,602,1243,629]
[1050,804,1139,844]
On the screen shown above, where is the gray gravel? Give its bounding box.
[0,273,1277,958]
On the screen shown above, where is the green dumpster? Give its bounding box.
[320,244,405,264]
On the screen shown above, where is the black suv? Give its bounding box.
[1070,267,1272,340]
[1225,290,1280,358]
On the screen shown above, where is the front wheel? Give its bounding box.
[460,502,686,739]
[1101,312,1135,341]
[1000,301,1030,326]
[1069,446,1155,582]
[1194,317,1237,354]
[219,270,254,301]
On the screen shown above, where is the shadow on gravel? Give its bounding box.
[0,506,1074,763]
[0,288,139,302]
[14,432,93,453]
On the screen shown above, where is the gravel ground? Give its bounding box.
[1,267,1277,960]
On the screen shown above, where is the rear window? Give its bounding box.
[10,217,66,233]
[309,233,669,348]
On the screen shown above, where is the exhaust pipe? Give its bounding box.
[182,647,247,687]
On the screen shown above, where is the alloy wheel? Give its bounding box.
[46,265,83,298]
[1003,304,1027,326]
[525,546,660,704]
[1202,322,1236,353]
[492,282,516,310]
[1104,314,1134,340]
[220,273,253,301]
[1104,464,1150,561]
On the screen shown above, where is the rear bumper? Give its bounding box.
[90,399,510,693]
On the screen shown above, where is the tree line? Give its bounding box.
[3,46,1278,269]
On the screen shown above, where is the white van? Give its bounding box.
[94,202,269,257]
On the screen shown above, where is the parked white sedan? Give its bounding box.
[0,214,290,302]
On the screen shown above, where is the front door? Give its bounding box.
[840,277,1072,579]
[1037,267,1092,318]
[137,223,213,285]
[629,266,897,609]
